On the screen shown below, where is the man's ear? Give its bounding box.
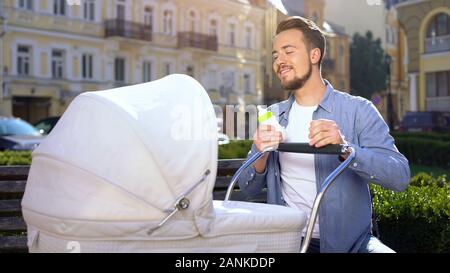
[310,48,321,65]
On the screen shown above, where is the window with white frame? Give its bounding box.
[53,0,66,16]
[18,0,33,10]
[186,65,195,78]
[142,61,153,82]
[144,6,153,31]
[209,19,218,36]
[188,10,196,32]
[17,45,31,76]
[163,62,173,76]
[243,73,251,94]
[245,26,252,49]
[83,0,95,21]
[82,53,93,80]
[116,0,126,20]
[115,57,126,82]
[163,10,174,34]
[51,49,65,79]
[228,23,236,46]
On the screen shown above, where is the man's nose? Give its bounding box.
[274,53,286,66]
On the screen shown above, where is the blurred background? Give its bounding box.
[0,0,449,135]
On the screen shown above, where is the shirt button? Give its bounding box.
[353,162,358,168]
[370,175,375,179]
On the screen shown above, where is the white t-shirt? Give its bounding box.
[279,101,319,238]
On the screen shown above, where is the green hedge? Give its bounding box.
[395,137,450,168]
[218,140,253,159]
[371,173,449,253]
[392,132,450,142]
[0,151,32,165]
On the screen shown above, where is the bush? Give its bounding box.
[394,137,450,168]
[218,140,252,159]
[371,174,449,253]
[392,132,450,142]
[0,151,32,165]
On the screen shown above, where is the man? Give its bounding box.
[237,16,410,253]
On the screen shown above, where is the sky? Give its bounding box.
[324,0,387,45]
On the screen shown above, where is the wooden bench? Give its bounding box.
[0,159,266,253]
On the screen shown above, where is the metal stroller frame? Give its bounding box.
[224,143,356,253]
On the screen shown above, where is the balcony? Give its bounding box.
[425,35,450,54]
[177,32,218,51]
[105,19,152,41]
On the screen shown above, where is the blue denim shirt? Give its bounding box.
[237,81,410,253]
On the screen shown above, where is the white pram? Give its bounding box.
[22,74,311,253]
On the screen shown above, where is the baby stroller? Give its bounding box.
[22,74,354,253]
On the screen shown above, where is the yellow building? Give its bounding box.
[0,0,266,123]
[263,0,350,105]
[394,0,450,113]
[377,4,409,125]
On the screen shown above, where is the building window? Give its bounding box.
[426,71,450,98]
[163,62,173,76]
[53,0,66,16]
[243,73,251,94]
[163,10,173,34]
[114,57,125,82]
[209,19,218,36]
[425,13,450,53]
[116,0,125,20]
[18,0,33,10]
[17,45,31,76]
[83,0,95,21]
[228,23,236,46]
[142,61,153,82]
[186,66,195,78]
[144,6,153,31]
[51,49,65,79]
[245,27,252,49]
[82,53,93,80]
[188,10,196,32]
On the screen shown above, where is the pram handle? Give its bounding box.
[277,143,347,154]
[224,143,355,253]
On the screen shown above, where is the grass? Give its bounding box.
[410,164,450,177]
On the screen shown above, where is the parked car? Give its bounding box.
[218,132,230,145]
[398,111,450,132]
[33,116,60,135]
[0,116,44,151]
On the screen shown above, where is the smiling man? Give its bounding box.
[237,16,411,253]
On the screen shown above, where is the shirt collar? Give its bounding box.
[278,79,335,116]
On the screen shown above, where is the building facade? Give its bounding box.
[0,0,266,123]
[392,0,450,113]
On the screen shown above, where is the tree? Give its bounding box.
[350,31,387,100]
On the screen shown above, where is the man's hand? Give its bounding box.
[253,125,284,152]
[309,119,347,148]
[252,125,284,174]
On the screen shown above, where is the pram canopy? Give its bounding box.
[22,74,306,252]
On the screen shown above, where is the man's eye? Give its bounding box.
[286,51,293,54]
[272,55,278,60]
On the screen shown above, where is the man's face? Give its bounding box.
[272,29,312,91]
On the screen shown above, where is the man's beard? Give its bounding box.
[281,62,312,91]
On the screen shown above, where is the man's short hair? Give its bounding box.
[276,16,326,67]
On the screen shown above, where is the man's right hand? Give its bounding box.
[252,125,284,173]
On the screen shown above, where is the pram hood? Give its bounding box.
[22,74,219,239]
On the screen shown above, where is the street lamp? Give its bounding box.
[384,54,394,130]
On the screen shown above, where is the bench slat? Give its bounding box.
[0,236,27,253]
[0,180,27,195]
[0,200,22,215]
[0,217,27,232]
[0,166,30,180]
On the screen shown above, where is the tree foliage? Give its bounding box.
[350,31,387,99]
